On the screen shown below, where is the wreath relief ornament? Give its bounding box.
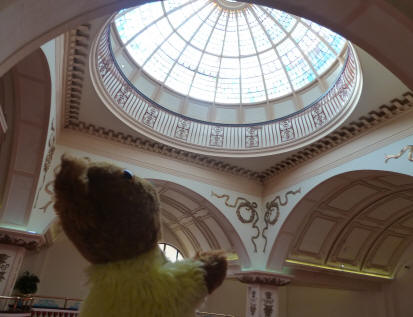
[262,189,301,252]
[212,188,300,252]
[211,192,260,252]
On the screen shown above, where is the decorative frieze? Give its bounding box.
[63,24,413,183]
[235,271,291,287]
[64,24,91,127]
[0,229,45,251]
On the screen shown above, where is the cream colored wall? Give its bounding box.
[201,279,247,317]
[391,243,413,317]
[20,233,89,299]
[18,231,396,317]
[283,285,370,317]
[198,280,381,317]
[392,268,413,317]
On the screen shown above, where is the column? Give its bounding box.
[0,229,45,295]
[235,271,291,317]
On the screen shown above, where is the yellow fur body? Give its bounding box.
[80,247,208,317]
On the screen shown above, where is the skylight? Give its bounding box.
[114,0,346,105]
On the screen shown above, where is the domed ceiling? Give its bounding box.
[90,0,362,156]
[114,0,346,104]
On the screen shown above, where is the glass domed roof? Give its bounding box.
[114,0,346,105]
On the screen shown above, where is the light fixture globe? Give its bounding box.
[90,0,362,157]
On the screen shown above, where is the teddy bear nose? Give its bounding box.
[123,170,133,179]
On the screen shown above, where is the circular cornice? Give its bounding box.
[90,20,363,157]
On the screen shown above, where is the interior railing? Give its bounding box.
[0,295,233,316]
[91,23,360,155]
[0,295,81,316]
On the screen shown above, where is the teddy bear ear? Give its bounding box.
[54,154,89,198]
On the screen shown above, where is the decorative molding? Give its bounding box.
[68,121,262,180]
[263,290,275,317]
[260,92,413,182]
[235,271,291,286]
[91,24,361,156]
[247,287,257,317]
[385,144,413,163]
[0,104,7,134]
[34,119,56,209]
[63,24,91,127]
[63,27,413,183]
[211,192,260,252]
[0,229,45,251]
[36,165,59,214]
[262,188,301,252]
[0,254,10,281]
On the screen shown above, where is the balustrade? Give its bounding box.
[91,25,361,156]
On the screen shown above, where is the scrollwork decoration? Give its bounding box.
[37,165,60,213]
[385,145,413,163]
[0,254,10,281]
[262,188,301,252]
[34,119,56,208]
[212,192,260,252]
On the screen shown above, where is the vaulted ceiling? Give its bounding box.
[282,170,413,278]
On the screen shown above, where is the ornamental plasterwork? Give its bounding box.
[90,23,361,156]
[63,25,413,183]
[212,188,300,252]
[34,119,56,210]
[0,230,45,251]
[235,271,291,286]
[385,145,413,163]
[211,192,260,252]
[0,254,10,281]
[262,189,301,252]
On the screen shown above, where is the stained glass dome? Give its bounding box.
[113,0,346,105]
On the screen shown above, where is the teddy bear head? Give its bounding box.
[53,155,160,264]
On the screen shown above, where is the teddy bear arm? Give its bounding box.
[194,251,227,294]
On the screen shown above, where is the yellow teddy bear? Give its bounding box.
[54,155,227,317]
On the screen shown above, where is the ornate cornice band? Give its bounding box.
[0,229,45,251]
[63,26,413,183]
[235,271,292,287]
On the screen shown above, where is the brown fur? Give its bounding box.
[195,250,227,294]
[54,155,160,264]
[54,155,227,293]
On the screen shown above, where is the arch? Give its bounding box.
[0,49,51,226]
[268,170,413,279]
[0,0,412,92]
[149,179,251,267]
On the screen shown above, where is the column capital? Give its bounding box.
[235,270,292,287]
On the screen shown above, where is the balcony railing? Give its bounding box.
[91,24,362,156]
[0,295,232,317]
[0,295,80,317]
